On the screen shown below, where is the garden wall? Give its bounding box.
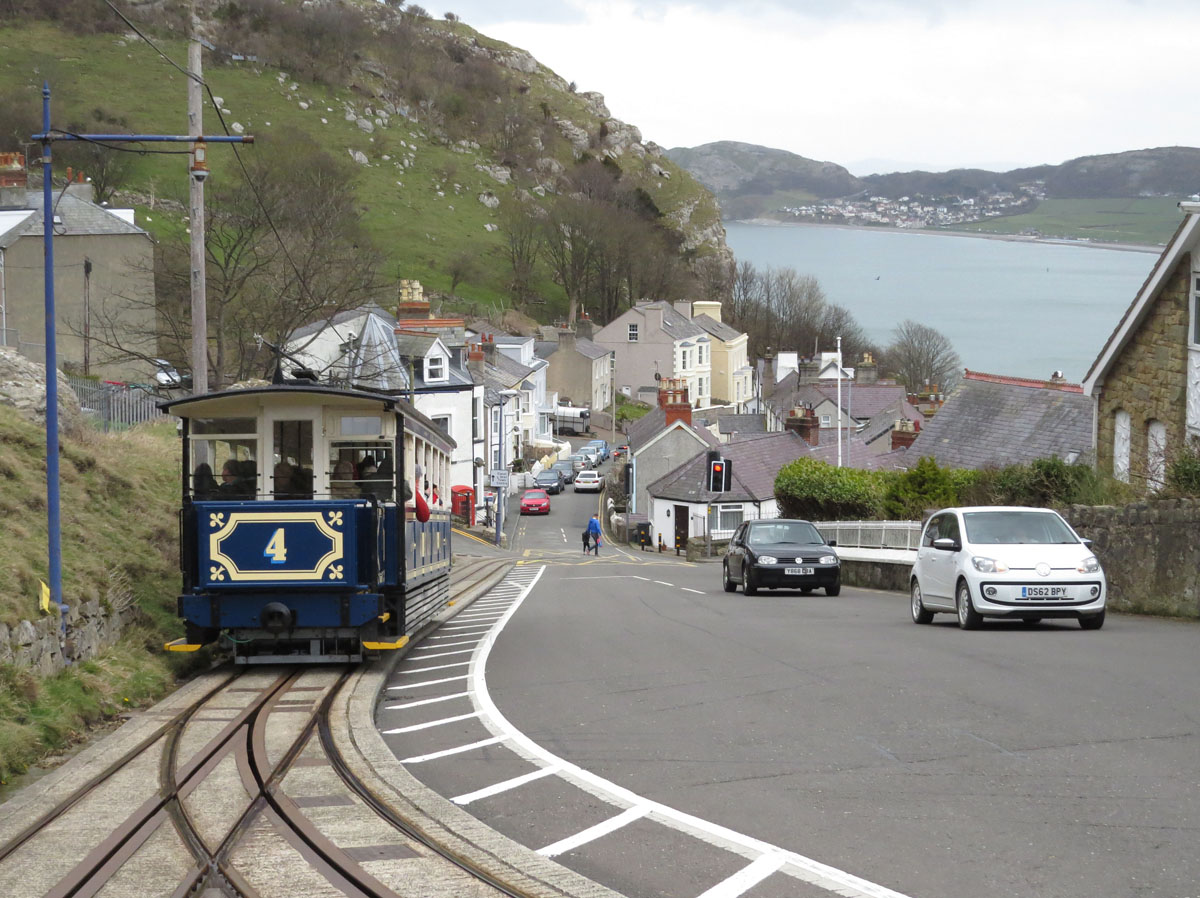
[0,600,134,676]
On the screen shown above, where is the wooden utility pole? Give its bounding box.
[188,19,209,394]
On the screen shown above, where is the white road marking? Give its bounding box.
[398,661,470,674]
[695,854,787,898]
[386,675,468,690]
[416,640,479,650]
[382,711,482,734]
[409,648,475,660]
[384,691,470,710]
[437,625,495,633]
[537,806,651,857]
[682,587,705,595]
[400,736,506,764]
[653,580,674,586]
[460,565,916,898]
[451,765,562,806]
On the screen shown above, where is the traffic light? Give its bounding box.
[708,457,732,492]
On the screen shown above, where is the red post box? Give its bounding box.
[450,485,475,526]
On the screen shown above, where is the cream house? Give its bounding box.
[689,300,753,410]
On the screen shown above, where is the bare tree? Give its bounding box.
[880,320,961,392]
[446,249,478,295]
[540,195,598,325]
[498,194,541,305]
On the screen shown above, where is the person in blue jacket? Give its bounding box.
[586,514,602,555]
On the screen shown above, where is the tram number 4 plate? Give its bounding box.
[785,567,814,576]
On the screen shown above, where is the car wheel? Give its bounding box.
[956,580,982,630]
[825,580,841,597]
[722,562,736,593]
[743,565,759,596]
[911,580,934,624]
[1079,610,1105,630]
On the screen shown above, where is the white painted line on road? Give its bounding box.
[437,625,494,633]
[536,805,651,858]
[451,764,563,806]
[416,640,479,650]
[465,564,917,898]
[409,648,476,661]
[400,736,506,764]
[384,691,470,710]
[399,661,470,675]
[386,675,468,690]
[453,614,506,622]
[681,587,705,595]
[695,853,787,898]
[653,580,674,587]
[382,711,482,734]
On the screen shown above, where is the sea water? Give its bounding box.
[723,222,1158,383]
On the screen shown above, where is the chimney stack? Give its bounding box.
[673,300,692,319]
[658,378,692,428]
[558,328,577,352]
[856,352,878,385]
[397,279,431,319]
[891,418,919,451]
[0,153,27,190]
[692,300,722,323]
[784,405,819,446]
[467,342,485,383]
[481,333,497,365]
[761,351,776,404]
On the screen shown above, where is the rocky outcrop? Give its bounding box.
[0,348,83,434]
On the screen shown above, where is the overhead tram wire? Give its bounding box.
[104,0,332,322]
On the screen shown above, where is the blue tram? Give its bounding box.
[160,381,453,663]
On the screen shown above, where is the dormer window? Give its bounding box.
[425,354,447,382]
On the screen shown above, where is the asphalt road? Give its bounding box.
[386,465,1200,898]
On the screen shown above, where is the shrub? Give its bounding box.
[775,457,884,521]
[958,456,1132,508]
[1165,439,1200,496]
[882,456,957,520]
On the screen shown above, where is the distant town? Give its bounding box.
[778,181,1047,230]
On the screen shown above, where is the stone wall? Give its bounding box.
[0,600,133,676]
[1094,254,1190,482]
[1065,499,1200,618]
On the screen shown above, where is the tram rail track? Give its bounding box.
[0,554,538,898]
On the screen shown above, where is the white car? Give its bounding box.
[910,506,1106,630]
[574,470,602,492]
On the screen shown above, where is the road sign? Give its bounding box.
[490,470,509,487]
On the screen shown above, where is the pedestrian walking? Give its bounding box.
[586,514,602,555]
[582,528,592,554]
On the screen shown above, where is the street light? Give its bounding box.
[495,388,520,546]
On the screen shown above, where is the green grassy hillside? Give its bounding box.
[0,15,723,321]
[946,197,1183,246]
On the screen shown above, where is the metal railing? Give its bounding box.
[816,520,923,550]
[66,375,166,432]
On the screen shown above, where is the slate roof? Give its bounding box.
[647,431,809,503]
[772,380,923,426]
[905,370,1093,470]
[717,414,766,436]
[691,313,742,343]
[0,190,146,248]
[626,406,719,454]
[637,300,707,340]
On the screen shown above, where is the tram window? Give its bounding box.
[328,440,395,500]
[191,437,258,499]
[339,416,382,436]
[192,418,256,436]
[272,420,314,500]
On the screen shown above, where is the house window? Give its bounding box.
[425,354,446,381]
[628,323,639,342]
[820,414,832,427]
[472,398,481,441]
[706,504,744,536]
[432,415,451,438]
[1113,409,1131,482]
[1147,420,1166,491]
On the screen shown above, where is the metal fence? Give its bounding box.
[815,520,923,550]
[66,374,166,432]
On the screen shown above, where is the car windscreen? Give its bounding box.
[963,511,1078,544]
[747,521,824,546]
[524,490,548,499]
[536,473,557,482]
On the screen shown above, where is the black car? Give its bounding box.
[723,519,841,596]
[535,470,565,494]
[550,461,577,484]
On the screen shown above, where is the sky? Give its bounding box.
[425,0,1197,174]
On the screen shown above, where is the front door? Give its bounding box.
[674,505,689,553]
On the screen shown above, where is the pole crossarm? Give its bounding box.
[33,132,253,143]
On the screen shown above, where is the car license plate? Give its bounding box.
[1021,585,1068,598]
[786,567,814,576]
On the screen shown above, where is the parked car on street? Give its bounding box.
[566,454,590,471]
[574,471,602,492]
[534,470,564,494]
[551,460,578,483]
[519,489,551,515]
[723,519,840,596]
[612,444,630,460]
[579,446,602,467]
[585,439,609,462]
[910,506,1106,629]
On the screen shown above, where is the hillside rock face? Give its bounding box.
[0,348,83,434]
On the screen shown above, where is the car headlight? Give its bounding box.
[971,555,1008,573]
[819,555,838,565]
[1077,556,1100,573]
[757,555,778,565]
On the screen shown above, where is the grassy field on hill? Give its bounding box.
[947,197,1184,245]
